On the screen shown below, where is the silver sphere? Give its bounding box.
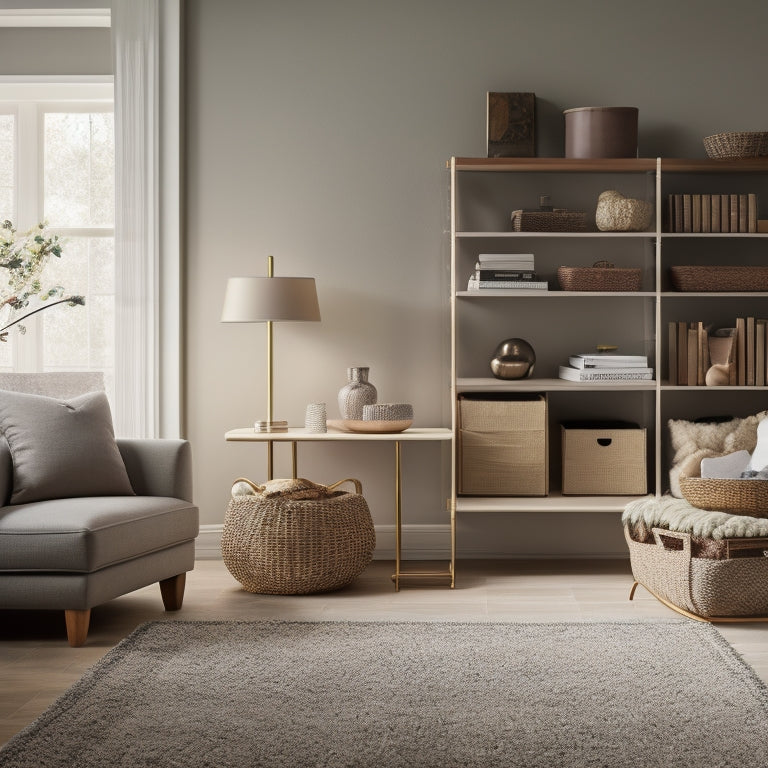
[490,338,536,379]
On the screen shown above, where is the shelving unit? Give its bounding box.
[449,156,768,533]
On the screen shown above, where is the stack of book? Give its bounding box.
[666,193,758,233]
[467,253,548,291]
[559,354,653,382]
[668,318,768,386]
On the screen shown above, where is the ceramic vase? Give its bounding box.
[338,367,377,419]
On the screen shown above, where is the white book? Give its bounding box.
[569,354,649,369]
[478,253,535,262]
[559,365,653,381]
[468,278,548,290]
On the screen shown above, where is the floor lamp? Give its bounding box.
[221,255,321,446]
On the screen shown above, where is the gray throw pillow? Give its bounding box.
[0,389,135,504]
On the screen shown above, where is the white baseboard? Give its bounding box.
[196,523,451,561]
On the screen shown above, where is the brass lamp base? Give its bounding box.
[254,420,289,433]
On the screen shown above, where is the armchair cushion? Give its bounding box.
[0,495,198,572]
[0,389,134,505]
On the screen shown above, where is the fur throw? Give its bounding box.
[622,494,768,540]
[667,411,768,497]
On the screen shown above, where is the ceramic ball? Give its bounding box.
[490,338,536,379]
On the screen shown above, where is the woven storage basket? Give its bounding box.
[670,265,768,292]
[703,131,768,159]
[625,525,768,618]
[679,476,768,518]
[511,208,587,232]
[222,478,376,594]
[557,265,641,291]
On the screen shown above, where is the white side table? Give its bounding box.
[225,425,453,589]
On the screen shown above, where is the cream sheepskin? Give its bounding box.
[667,411,768,497]
[623,494,768,540]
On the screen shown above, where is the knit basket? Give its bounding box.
[703,131,768,160]
[625,525,768,618]
[510,208,587,232]
[679,476,768,518]
[222,478,376,594]
[557,264,642,291]
[669,265,768,292]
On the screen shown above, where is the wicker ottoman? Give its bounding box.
[623,495,768,621]
[222,478,376,595]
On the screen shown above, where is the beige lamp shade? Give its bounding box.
[221,276,320,323]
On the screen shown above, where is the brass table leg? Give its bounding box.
[394,440,402,591]
[267,442,274,481]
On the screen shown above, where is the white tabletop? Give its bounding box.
[225,424,452,442]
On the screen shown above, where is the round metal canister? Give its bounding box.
[564,106,638,158]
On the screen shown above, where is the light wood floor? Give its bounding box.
[2,558,767,747]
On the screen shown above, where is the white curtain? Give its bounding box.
[111,0,182,438]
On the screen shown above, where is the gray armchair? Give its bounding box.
[0,438,199,646]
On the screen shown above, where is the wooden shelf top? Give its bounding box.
[450,157,656,172]
[450,157,768,173]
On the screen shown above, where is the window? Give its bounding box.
[0,83,115,400]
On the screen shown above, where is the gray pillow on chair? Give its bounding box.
[0,389,135,504]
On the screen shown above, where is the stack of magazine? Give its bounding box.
[467,253,548,291]
[559,354,653,382]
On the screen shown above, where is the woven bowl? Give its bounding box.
[679,476,768,518]
[595,190,653,232]
[703,131,768,160]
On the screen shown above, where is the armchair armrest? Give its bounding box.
[116,439,194,502]
[0,439,10,507]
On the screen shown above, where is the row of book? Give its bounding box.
[558,354,653,382]
[666,193,758,233]
[668,318,768,386]
[467,253,549,291]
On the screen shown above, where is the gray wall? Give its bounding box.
[0,28,110,75]
[185,0,768,558]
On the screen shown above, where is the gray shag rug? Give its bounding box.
[2,620,768,768]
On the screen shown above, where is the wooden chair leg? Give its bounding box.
[159,573,186,611]
[64,609,91,647]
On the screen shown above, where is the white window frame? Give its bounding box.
[0,79,114,374]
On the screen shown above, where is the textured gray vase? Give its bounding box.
[490,338,536,379]
[338,367,377,419]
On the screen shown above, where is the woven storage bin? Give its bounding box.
[679,476,768,518]
[625,525,768,618]
[562,423,646,495]
[669,265,768,292]
[511,209,586,232]
[557,265,642,291]
[703,131,768,159]
[458,393,547,496]
[222,479,375,594]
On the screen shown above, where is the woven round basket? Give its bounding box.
[703,131,768,159]
[679,476,768,518]
[222,480,376,594]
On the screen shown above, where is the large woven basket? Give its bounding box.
[625,525,768,618]
[669,265,768,292]
[703,131,768,159]
[679,476,768,518]
[557,265,641,291]
[222,478,376,594]
[511,208,587,232]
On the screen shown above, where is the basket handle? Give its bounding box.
[652,527,691,554]
[232,477,262,493]
[325,478,363,495]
